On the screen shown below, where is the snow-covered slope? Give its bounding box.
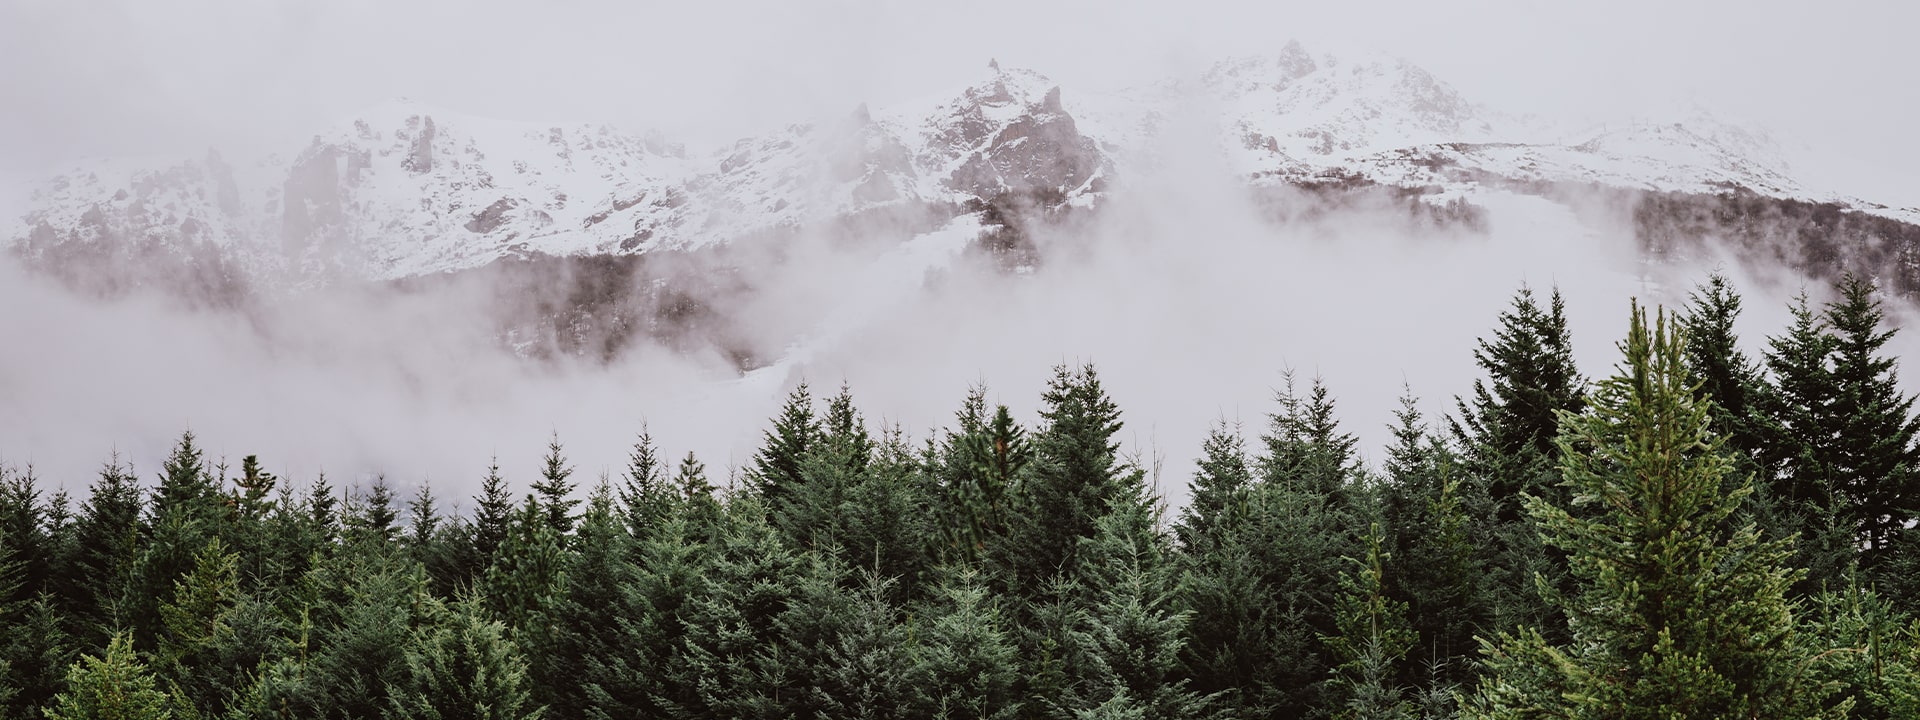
[12,63,1110,284]
[10,43,1918,288]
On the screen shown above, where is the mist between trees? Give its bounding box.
[3,272,1918,720]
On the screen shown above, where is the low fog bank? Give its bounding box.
[4,147,1913,510]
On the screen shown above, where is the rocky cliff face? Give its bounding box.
[10,45,1920,362]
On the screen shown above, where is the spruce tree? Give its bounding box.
[1007,363,1129,594]
[1174,421,1252,555]
[388,594,545,720]
[1820,274,1920,565]
[43,635,178,720]
[619,426,672,540]
[1261,373,1359,502]
[750,383,821,504]
[1322,524,1416,720]
[910,567,1023,720]
[1064,485,1211,720]
[65,457,146,649]
[1379,390,1484,690]
[468,458,515,582]
[1465,302,1842,720]
[1679,273,1774,473]
[935,386,1029,565]
[1451,284,1586,640]
[531,435,579,537]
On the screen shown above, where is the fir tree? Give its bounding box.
[388,594,545,720]
[65,457,146,648]
[618,426,672,540]
[468,458,515,582]
[1820,274,1920,563]
[1451,284,1586,640]
[1007,363,1129,594]
[1174,421,1252,555]
[910,567,1023,720]
[1466,302,1842,720]
[530,435,579,537]
[1379,389,1485,690]
[1322,524,1416,720]
[1679,273,1775,474]
[1261,372,1359,501]
[750,383,821,504]
[1065,486,1211,720]
[43,634,179,720]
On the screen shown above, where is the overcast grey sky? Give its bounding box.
[2,0,1916,211]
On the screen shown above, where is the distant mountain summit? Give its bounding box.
[11,42,1920,318]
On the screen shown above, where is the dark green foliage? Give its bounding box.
[1802,586,1920,720]
[1262,372,1359,501]
[1378,391,1484,691]
[934,387,1030,565]
[1322,524,1415,720]
[1451,285,1588,515]
[750,383,821,504]
[1062,486,1212,720]
[618,427,672,540]
[1178,395,1358,719]
[65,458,146,645]
[5,593,77,719]
[1466,302,1840,720]
[1451,285,1586,641]
[1760,276,1920,593]
[1679,273,1775,473]
[1819,275,1920,565]
[1005,363,1130,596]
[8,291,1917,719]
[530,436,578,537]
[388,594,544,720]
[1174,421,1251,555]
[345,477,400,547]
[909,568,1023,720]
[465,459,515,588]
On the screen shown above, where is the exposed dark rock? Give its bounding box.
[466,197,519,234]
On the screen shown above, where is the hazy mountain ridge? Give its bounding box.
[11,44,1920,344]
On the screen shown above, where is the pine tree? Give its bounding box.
[1379,389,1485,690]
[1801,584,1920,720]
[1465,301,1842,720]
[909,567,1023,720]
[388,594,545,720]
[3,593,76,720]
[1322,523,1416,720]
[1451,284,1586,639]
[43,635,178,720]
[482,499,566,637]
[64,457,146,649]
[468,458,515,582]
[538,481,633,720]
[1820,274,1920,565]
[1065,486,1211,720]
[1261,372,1359,501]
[1174,421,1252,555]
[154,537,240,714]
[1007,363,1129,595]
[750,383,821,504]
[153,432,218,524]
[344,476,400,547]
[1679,273,1774,474]
[531,435,579,537]
[1452,285,1587,504]
[935,387,1030,564]
[619,426,672,540]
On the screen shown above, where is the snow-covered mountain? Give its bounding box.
[10,43,1920,315]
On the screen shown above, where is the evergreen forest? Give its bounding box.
[4,273,1920,719]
